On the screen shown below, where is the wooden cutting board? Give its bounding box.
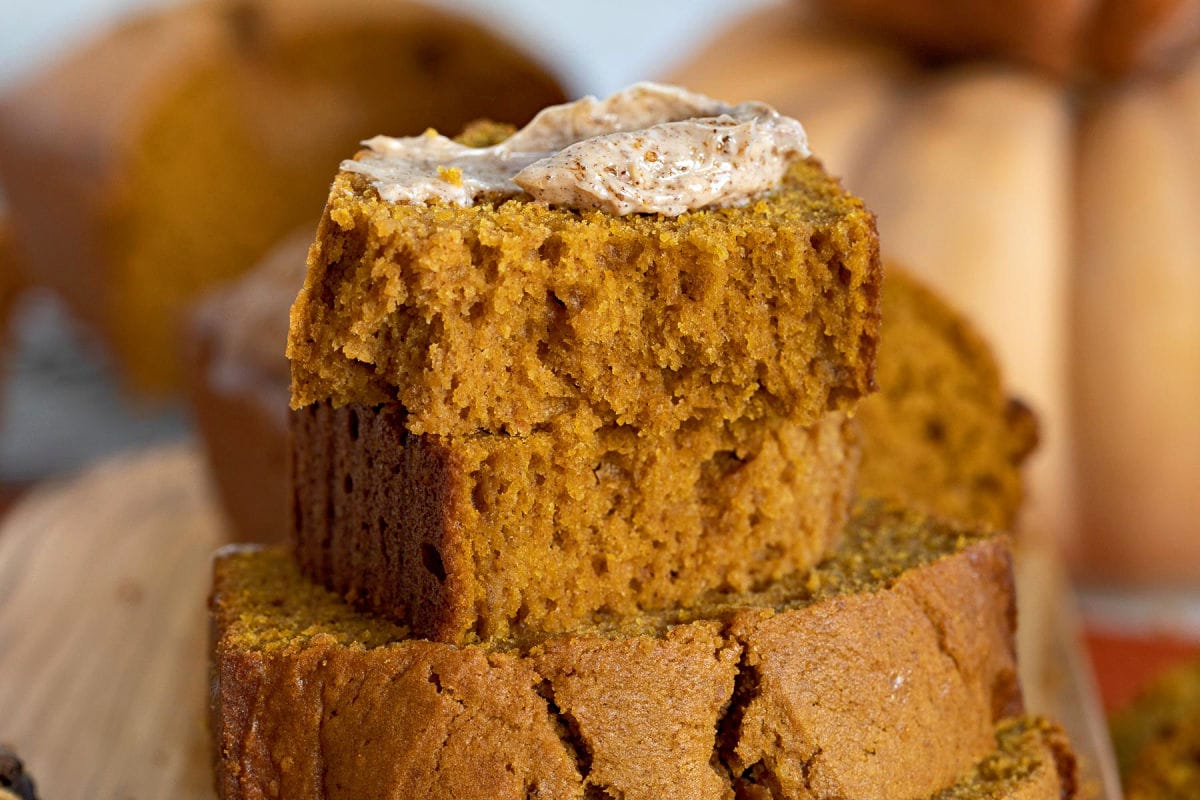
[0,444,1120,799]
[0,444,217,800]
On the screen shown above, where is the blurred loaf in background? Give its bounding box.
[187,228,307,543]
[667,0,1200,583]
[1111,658,1200,797]
[0,0,565,394]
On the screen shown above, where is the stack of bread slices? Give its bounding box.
[208,93,1078,799]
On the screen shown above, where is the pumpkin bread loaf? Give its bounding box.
[211,502,1021,800]
[857,268,1039,531]
[1124,712,1200,799]
[291,401,857,644]
[288,156,881,436]
[0,0,565,393]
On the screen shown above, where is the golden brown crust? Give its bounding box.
[211,503,1021,799]
[291,401,858,645]
[529,624,742,800]
[725,528,1020,797]
[288,157,882,437]
[212,637,583,800]
[0,0,565,392]
[857,267,1038,531]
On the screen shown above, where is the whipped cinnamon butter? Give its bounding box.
[340,82,810,216]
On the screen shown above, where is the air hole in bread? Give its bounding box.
[421,543,447,582]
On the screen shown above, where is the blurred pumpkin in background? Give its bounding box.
[814,0,1200,79]
[668,1,1200,582]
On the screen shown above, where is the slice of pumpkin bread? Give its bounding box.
[212,502,1020,800]
[292,401,857,644]
[287,156,881,437]
[187,230,308,544]
[857,266,1039,531]
[934,717,1079,800]
[1123,710,1200,799]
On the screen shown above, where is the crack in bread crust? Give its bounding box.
[212,505,1022,799]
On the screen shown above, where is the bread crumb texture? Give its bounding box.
[288,157,881,437]
[857,268,1038,531]
[291,402,858,645]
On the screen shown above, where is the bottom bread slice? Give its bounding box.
[211,502,1020,800]
[292,402,857,646]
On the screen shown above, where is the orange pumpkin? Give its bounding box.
[813,0,1200,78]
[668,3,1200,581]
[1074,59,1200,581]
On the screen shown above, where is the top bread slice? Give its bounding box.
[288,156,881,437]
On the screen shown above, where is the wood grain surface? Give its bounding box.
[0,444,1119,799]
[0,444,217,800]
